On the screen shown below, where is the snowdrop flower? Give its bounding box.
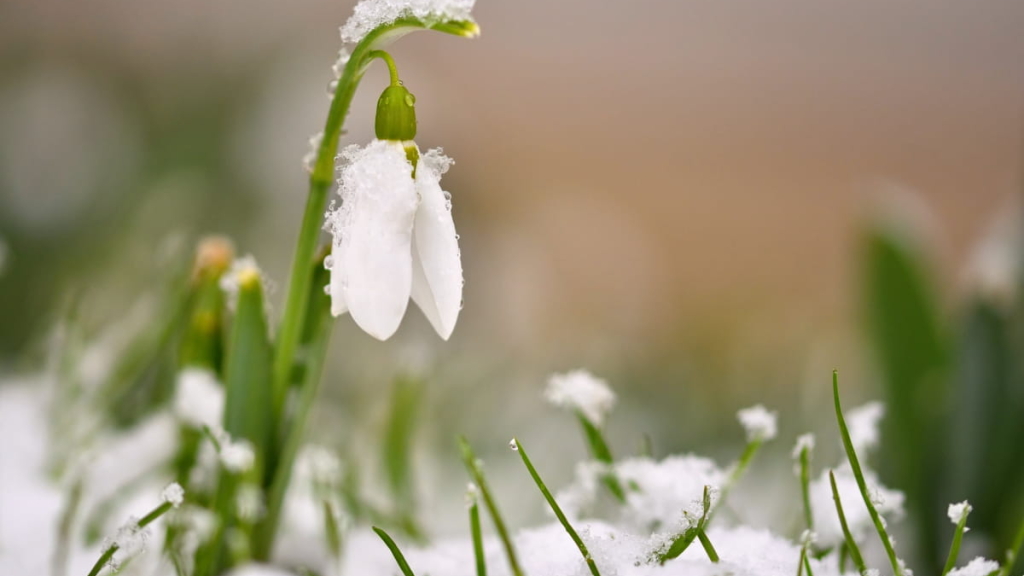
[324,65,463,341]
[544,369,617,426]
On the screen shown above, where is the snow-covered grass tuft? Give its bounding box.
[736,404,777,442]
[544,369,617,427]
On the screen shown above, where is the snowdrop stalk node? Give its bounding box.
[512,437,602,576]
[459,437,525,576]
[833,370,904,576]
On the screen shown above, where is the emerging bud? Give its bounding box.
[375,84,417,142]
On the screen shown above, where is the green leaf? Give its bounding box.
[383,374,424,514]
[862,225,949,568]
[373,526,417,576]
[222,269,273,467]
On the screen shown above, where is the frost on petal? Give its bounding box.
[544,369,616,426]
[737,405,777,442]
[946,557,1000,576]
[325,140,418,340]
[339,0,477,44]
[410,148,463,339]
[847,401,885,453]
[173,368,224,430]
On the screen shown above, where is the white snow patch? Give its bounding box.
[544,369,617,426]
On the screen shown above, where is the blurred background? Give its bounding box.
[2,0,1023,571]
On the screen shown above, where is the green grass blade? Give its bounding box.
[324,500,343,559]
[256,248,334,559]
[942,503,972,575]
[373,526,416,576]
[697,530,719,563]
[998,513,1024,576]
[512,438,601,576]
[797,442,814,531]
[658,485,715,563]
[833,370,903,575]
[222,267,273,468]
[829,470,867,574]
[576,412,626,502]
[458,437,524,576]
[862,226,949,570]
[468,490,487,576]
[383,375,424,515]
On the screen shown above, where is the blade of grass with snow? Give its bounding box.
[833,370,903,575]
[458,437,524,576]
[512,437,601,576]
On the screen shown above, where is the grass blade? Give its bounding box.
[373,526,416,576]
[458,437,524,576]
[658,485,715,563]
[512,437,601,576]
[829,470,867,574]
[468,486,487,576]
[833,370,903,575]
[942,502,972,575]
[576,412,626,502]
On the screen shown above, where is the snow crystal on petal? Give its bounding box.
[339,0,476,44]
[544,369,616,426]
[946,557,1000,576]
[737,404,777,442]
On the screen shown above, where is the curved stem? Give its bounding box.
[367,50,402,86]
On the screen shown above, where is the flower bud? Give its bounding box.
[375,84,417,142]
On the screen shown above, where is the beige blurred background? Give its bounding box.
[0,2,1021,392]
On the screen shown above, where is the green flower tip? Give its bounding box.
[376,84,418,142]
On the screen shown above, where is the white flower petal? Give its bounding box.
[326,140,419,340]
[410,149,463,340]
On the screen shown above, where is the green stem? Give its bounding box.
[833,370,902,575]
[513,438,601,576]
[458,437,524,576]
[942,506,971,575]
[367,50,402,86]
[829,470,867,574]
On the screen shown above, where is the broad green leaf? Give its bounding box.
[222,269,273,466]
